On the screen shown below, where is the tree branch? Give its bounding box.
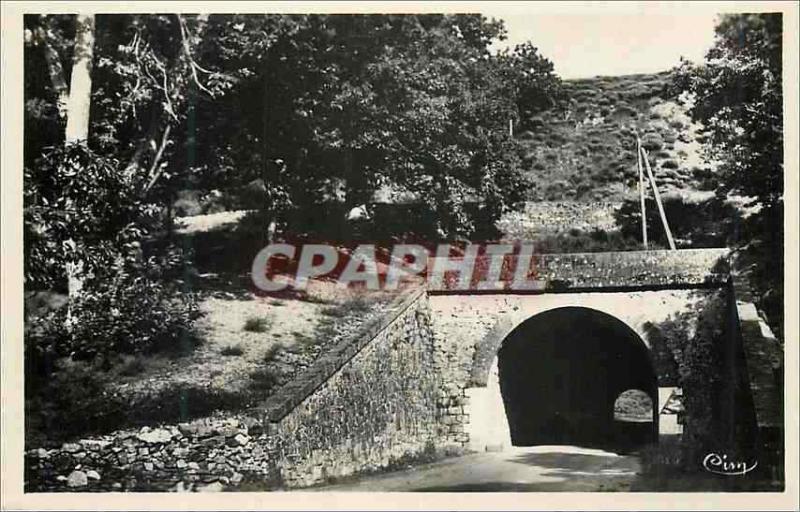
[143,123,173,194]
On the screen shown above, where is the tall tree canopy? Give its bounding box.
[25,14,562,246]
[673,13,783,337]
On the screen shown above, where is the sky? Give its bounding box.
[479,7,720,79]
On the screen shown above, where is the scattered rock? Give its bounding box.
[202,435,226,447]
[66,470,88,487]
[80,439,111,451]
[229,434,250,447]
[178,422,215,438]
[62,443,81,453]
[144,462,154,471]
[230,472,244,485]
[215,425,240,438]
[176,459,188,469]
[172,481,192,493]
[112,482,122,490]
[240,417,264,436]
[187,462,200,470]
[86,470,101,480]
[136,428,172,444]
[197,481,225,492]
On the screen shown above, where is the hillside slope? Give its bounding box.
[517,71,715,203]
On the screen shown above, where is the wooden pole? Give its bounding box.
[636,137,648,249]
[640,145,677,250]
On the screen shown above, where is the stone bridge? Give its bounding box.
[426,248,782,465]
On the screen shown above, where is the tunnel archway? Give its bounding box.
[496,307,658,450]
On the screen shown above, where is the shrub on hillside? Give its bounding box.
[642,134,664,151]
[26,250,201,368]
[24,144,202,373]
[615,193,740,248]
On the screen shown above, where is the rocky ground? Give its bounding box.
[25,415,272,492]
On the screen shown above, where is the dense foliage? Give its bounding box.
[23,14,562,368]
[671,13,784,338]
[644,293,757,471]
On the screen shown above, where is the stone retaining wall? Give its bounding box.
[25,289,438,491]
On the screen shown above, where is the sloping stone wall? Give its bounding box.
[264,289,438,487]
[25,289,438,491]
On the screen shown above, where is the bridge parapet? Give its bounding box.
[428,247,730,293]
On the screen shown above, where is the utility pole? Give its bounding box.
[639,143,677,250]
[636,137,648,249]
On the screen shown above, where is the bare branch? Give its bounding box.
[143,123,173,194]
[176,14,216,97]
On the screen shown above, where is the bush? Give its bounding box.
[117,355,147,376]
[262,342,285,362]
[220,344,245,356]
[243,316,272,332]
[642,135,664,151]
[24,143,203,370]
[26,252,201,364]
[249,368,281,392]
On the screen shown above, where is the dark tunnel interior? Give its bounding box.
[497,307,658,452]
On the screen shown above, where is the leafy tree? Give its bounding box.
[672,13,783,337]
[186,14,561,240]
[23,14,224,364]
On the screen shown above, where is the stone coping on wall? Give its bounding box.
[428,248,730,293]
[257,287,428,423]
[732,275,784,430]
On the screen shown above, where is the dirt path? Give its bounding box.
[309,446,641,492]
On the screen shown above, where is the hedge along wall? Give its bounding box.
[25,288,439,491]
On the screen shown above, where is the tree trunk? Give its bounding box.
[64,14,95,299]
[64,14,95,144]
[262,72,276,243]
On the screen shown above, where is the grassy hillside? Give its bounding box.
[517,71,715,203]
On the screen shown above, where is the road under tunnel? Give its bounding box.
[497,307,658,451]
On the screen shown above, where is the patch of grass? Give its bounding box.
[320,295,374,318]
[263,342,285,362]
[248,367,282,392]
[290,331,314,345]
[220,344,245,356]
[116,355,147,377]
[243,315,272,332]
